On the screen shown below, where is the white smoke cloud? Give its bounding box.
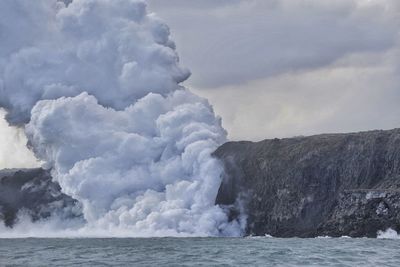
[0,0,190,125]
[0,0,243,236]
[26,91,240,236]
[0,110,39,169]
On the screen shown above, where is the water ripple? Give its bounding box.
[0,237,400,266]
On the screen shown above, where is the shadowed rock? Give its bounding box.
[214,128,400,237]
[0,168,82,227]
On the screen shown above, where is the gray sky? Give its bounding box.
[1,0,400,168]
[147,0,400,140]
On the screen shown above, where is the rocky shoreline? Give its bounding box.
[214,128,400,237]
[1,128,400,237]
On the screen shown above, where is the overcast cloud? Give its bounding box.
[148,0,400,88]
[147,0,400,140]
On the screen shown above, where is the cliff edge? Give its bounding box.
[214,128,400,237]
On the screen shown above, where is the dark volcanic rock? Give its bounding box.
[0,168,81,227]
[214,129,400,237]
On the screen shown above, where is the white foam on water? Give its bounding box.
[377,228,400,239]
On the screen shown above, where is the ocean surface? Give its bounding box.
[0,237,399,266]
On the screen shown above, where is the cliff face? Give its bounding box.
[214,129,400,237]
[0,169,81,227]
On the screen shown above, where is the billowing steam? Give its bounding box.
[0,0,244,236]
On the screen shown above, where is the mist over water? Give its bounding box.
[0,0,244,237]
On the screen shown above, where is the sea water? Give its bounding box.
[0,237,399,266]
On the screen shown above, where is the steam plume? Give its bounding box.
[0,0,243,236]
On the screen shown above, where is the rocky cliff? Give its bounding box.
[214,129,400,237]
[0,168,81,227]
